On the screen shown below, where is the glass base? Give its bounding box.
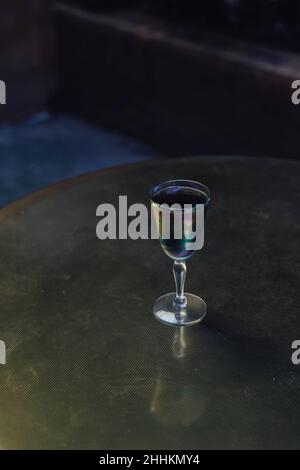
[153,293,207,327]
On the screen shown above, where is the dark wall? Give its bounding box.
[1,0,300,125]
[55,3,300,160]
[0,0,55,123]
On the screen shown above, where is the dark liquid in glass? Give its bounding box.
[152,186,209,260]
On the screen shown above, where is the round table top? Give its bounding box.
[0,156,299,450]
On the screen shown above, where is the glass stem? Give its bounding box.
[173,260,187,306]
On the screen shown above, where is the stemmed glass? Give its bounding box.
[150,179,211,326]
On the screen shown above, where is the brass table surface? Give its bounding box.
[0,156,299,449]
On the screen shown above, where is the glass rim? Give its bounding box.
[149,179,211,211]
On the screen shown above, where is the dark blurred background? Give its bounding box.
[1,0,300,206]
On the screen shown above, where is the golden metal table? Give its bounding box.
[0,157,299,449]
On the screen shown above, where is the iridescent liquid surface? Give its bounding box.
[151,186,209,260]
